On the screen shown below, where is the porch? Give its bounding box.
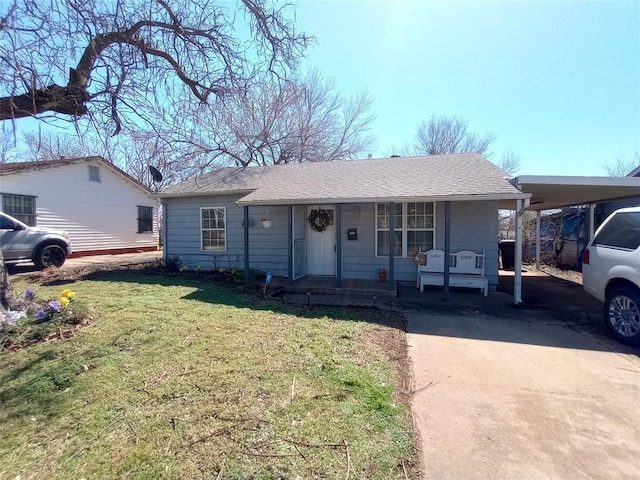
[268,268,602,325]
[269,275,398,302]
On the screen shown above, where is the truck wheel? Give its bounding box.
[604,286,640,346]
[34,244,67,269]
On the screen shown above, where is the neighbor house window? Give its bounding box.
[2,194,36,226]
[201,207,226,251]
[375,202,435,257]
[89,165,101,182]
[137,206,153,233]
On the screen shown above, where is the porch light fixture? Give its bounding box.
[353,207,360,217]
[261,209,272,228]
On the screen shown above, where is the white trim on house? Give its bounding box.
[374,201,437,258]
[237,193,530,206]
[200,206,227,252]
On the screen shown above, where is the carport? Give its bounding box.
[502,175,640,304]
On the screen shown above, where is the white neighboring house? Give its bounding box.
[0,156,159,256]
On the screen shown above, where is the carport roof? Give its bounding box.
[509,175,640,211]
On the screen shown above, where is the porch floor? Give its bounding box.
[270,276,397,299]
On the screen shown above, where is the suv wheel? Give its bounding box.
[33,244,67,269]
[604,286,640,346]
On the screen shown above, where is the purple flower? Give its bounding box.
[35,309,47,320]
[47,300,61,313]
[25,289,36,301]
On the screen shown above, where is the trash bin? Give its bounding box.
[500,240,516,270]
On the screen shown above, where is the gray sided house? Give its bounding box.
[157,154,529,292]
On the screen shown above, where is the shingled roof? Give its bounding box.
[157,153,529,205]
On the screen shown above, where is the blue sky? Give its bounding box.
[6,1,638,177]
[293,0,640,175]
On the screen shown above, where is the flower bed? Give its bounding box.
[0,288,92,352]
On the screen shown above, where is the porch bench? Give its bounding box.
[416,249,488,296]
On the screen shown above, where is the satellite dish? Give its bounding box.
[148,165,163,183]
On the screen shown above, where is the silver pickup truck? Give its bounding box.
[0,212,72,269]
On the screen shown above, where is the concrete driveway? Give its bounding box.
[408,311,640,479]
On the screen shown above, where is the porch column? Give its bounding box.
[514,199,523,304]
[243,206,250,284]
[443,201,451,302]
[288,205,293,286]
[388,202,395,290]
[336,204,342,288]
[589,204,596,241]
[535,211,541,268]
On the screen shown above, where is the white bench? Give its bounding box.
[416,249,489,296]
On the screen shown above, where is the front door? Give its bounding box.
[306,206,336,276]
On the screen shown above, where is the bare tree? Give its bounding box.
[155,69,376,171]
[20,131,89,160]
[0,0,310,132]
[0,0,310,311]
[496,147,521,176]
[605,153,640,176]
[414,114,496,157]
[0,128,19,163]
[114,132,177,189]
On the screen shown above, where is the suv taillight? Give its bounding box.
[583,248,590,265]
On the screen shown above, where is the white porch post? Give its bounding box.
[535,211,541,268]
[589,204,596,241]
[514,199,523,305]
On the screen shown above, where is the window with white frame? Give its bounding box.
[2,194,36,226]
[201,207,226,251]
[375,202,435,257]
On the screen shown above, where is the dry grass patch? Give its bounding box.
[1,271,418,479]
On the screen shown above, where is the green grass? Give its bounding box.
[0,272,416,479]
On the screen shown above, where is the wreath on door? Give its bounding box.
[308,209,331,232]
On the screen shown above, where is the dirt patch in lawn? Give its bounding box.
[356,309,420,476]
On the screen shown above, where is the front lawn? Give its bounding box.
[0,271,417,479]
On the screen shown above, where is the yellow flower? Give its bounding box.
[60,289,76,299]
[59,297,70,308]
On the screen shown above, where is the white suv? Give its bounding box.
[583,206,640,346]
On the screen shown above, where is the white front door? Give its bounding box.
[306,206,336,276]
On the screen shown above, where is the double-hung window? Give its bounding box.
[201,207,226,251]
[376,202,435,257]
[137,206,154,233]
[2,194,36,226]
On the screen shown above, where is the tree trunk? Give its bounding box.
[0,84,89,121]
[0,249,16,311]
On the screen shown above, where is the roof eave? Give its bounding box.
[154,189,256,199]
[236,192,531,206]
